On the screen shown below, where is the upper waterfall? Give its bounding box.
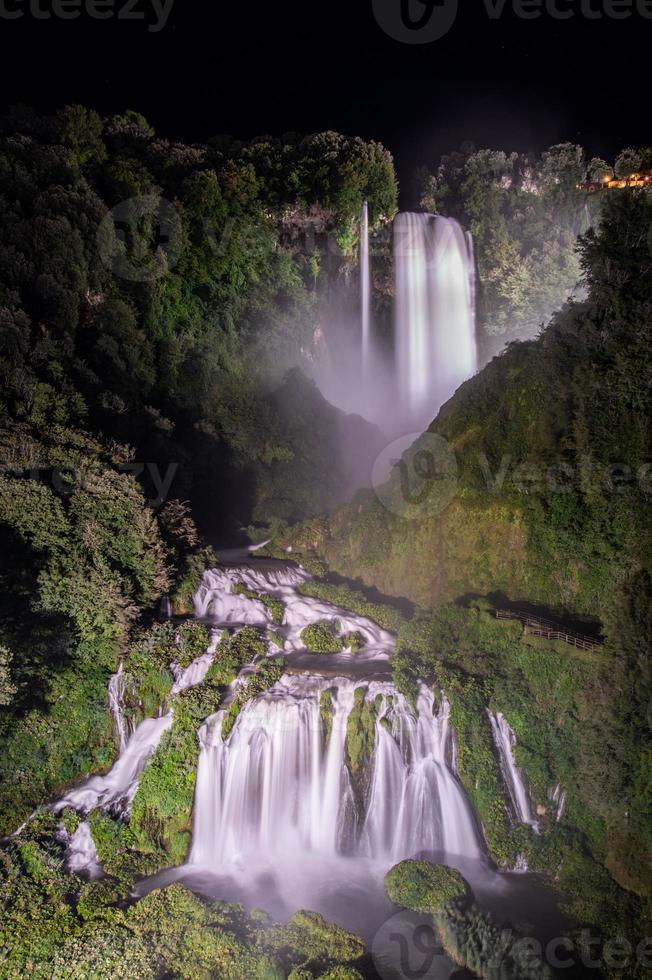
[394,212,478,430]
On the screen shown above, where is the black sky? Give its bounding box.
[0,0,649,195]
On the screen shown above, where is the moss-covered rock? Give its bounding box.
[320,689,335,743]
[385,861,553,979]
[384,860,469,914]
[341,631,364,652]
[300,620,343,653]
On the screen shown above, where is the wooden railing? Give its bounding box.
[495,608,603,651]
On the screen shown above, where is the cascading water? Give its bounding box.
[394,212,477,429]
[108,664,128,752]
[489,710,539,830]
[190,676,482,868]
[185,665,482,936]
[48,556,565,947]
[360,200,371,381]
[55,637,221,820]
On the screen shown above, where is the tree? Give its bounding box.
[614,147,643,179]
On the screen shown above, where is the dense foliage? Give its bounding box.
[418,143,651,355]
[0,105,397,828]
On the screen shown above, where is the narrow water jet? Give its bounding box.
[360,200,371,381]
[489,710,539,830]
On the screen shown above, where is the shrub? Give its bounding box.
[300,621,343,653]
[384,860,469,914]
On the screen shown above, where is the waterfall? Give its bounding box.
[360,200,371,381]
[189,675,481,870]
[55,712,174,816]
[394,212,477,429]
[550,783,567,823]
[55,640,221,818]
[488,711,539,830]
[360,687,481,862]
[108,664,128,752]
[56,820,102,879]
[194,564,395,661]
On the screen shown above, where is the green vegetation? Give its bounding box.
[268,630,285,649]
[417,142,619,355]
[384,860,469,913]
[297,576,406,632]
[260,909,365,976]
[300,620,343,653]
[385,861,553,980]
[341,631,364,652]
[0,809,367,979]
[320,689,335,743]
[345,687,378,808]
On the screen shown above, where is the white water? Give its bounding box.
[194,564,395,662]
[55,641,221,818]
[189,669,481,865]
[550,783,567,823]
[360,200,371,381]
[55,712,174,816]
[57,820,102,878]
[395,212,477,429]
[489,711,539,830]
[108,664,128,752]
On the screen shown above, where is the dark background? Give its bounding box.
[0,0,648,198]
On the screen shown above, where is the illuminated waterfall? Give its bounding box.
[394,212,477,429]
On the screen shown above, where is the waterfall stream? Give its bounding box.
[49,557,556,940]
[488,710,539,830]
[360,200,371,381]
[190,676,481,869]
[394,212,477,429]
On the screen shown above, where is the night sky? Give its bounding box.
[1,0,649,196]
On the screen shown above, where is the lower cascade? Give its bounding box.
[190,677,481,869]
[49,557,547,938]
